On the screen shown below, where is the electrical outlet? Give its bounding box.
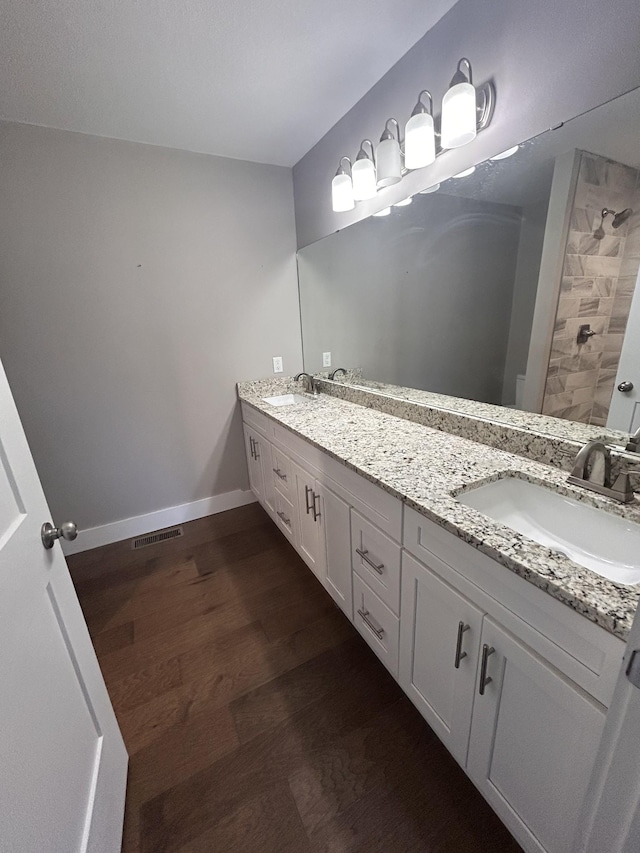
[272,356,283,374]
[322,352,332,368]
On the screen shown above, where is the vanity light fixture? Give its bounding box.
[376,119,403,188]
[404,91,436,170]
[352,140,377,201]
[372,207,391,217]
[331,157,355,212]
[452,166,476,178]
[441,58,494,149]
[490,145,519,160]
[419,183,441,194]
[393,197,412,207]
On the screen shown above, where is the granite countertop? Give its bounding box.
[238,379,640,641]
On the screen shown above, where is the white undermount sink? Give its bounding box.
[262,394,312,406]
[457,476,640,585]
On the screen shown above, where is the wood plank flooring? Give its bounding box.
[69,503,522,853]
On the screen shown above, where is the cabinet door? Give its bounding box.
[291,461,326,583]
[315,480,352,619]
[399,552,483,765]
[243,424,264,503]
[467,617,606,853]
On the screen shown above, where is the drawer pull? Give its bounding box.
[479,644,495,695]
[454,621,470,669]
[249,436,255,459]
[305,485,314,515]
[312,491,321,522]
[276,510,291,528]
[356,548,384,575]
[273,467,287,481]
[357,607,385,640]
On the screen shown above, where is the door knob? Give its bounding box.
[41,521,78,550]
[618,381,634,393]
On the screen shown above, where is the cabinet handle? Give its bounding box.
[276,510,291,527]
[273,467,287,481]
[249,436,255,459]
[479,644,495,695]
[355,548,384,575]
[454,621,470,669]
[305,485,313,515]
[312,492,321,522]
[357,607,385,640]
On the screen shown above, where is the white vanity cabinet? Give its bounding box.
[242,423,273,516]
[400,507,623,853]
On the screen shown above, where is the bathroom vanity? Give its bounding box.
[238,378,638,853]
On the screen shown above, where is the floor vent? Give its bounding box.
[132,526,184,550]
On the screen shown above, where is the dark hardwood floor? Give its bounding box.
[69,503,522,853]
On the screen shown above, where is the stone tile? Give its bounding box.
[608,314,629,335]
[580,154,604,186]
[604,334,625,352]
[596,368,617,387]
[577,233,601,255]
[591,402,611,423]
[542,392,573,415]
[571,386,595,406]
[568,277,595,295]
[550,337,577,359]
[601,351,622,370]
[622,228,640,259]
[556,296,580,319]
[615,276,638,296]
[563,402,593,423]
[597,297,614,316]
[570,208,591,232]
[597,235,622,257]
[577,297,600,316]
[584,254,622,278]
[579,351,603,372]
[545,376,566,396]
[612,296,632,317]
[565,369,599,391]
[620,256,640,278]
[595,383,615,407]
[560,354,581,372]
[554,318,567,333]
[592,277,615,297]
[564,255,585,276]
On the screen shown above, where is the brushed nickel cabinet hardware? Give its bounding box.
[305,484,313,514]
[273,467,287,481]
[249,436,255,459]
[355,547,384,574]
[249,436,259,459]
[479,644,495,695]
[454,621,470,668]
[357,607,385,639]
[312,492,321,522]
[276,510,291,527]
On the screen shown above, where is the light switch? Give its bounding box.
[272,356,283,373]
[322,352,331,367]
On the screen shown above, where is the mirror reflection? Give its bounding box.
[298,87,640,435]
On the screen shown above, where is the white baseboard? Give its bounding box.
[62,489,257,555]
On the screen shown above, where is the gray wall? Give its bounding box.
[293,0,640,249]
[299,192,521,404]
[0,122,302,530]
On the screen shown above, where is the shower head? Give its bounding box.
[593,206,633,239]
[612,207,633,228]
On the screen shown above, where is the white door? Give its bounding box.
[243,424,265,503]
[573,602,640,853]
[467,617,606,853]
[291,461,326,583]
[607,269,640,431]
[0,360,127,853]
[399,552,483,766]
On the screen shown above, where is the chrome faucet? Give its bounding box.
[294,372,317,395]
[567,440,635,503]
[328,367,347,381]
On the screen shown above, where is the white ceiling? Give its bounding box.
[0,0,458,166]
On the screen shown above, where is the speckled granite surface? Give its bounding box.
[238,378,640,640]
[316,378,633,473]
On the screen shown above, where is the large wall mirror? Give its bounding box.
[298,86,640,437]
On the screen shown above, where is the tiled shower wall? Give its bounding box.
[542,151,640,426]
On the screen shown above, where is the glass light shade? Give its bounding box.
[372,207,391,217]
[352,158,377,201]
[376,137,402,188]
[393,197,412,207]
[490,145,519,161]
[453,166,476,178]
[331,173,355,212]
[441,81,477,149]
[420,183,440,194]
[404,112,436,170]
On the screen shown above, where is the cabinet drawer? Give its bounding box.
[351,510,401,615]
[353,574,399,678]
[241,401,273,438]
[270,446,292,496]
[274,487,297,546]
